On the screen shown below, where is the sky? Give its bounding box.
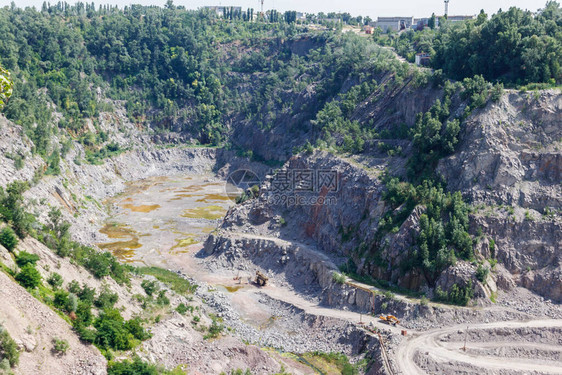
[0,0,548,18]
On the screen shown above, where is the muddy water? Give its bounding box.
[97,174,237,264]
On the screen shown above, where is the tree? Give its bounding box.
[0,227,18,252]
[48,272,64,290]
[428,13,436,29]
[0,325,19,368]
[0,65,12,110]
[15,264,42,289]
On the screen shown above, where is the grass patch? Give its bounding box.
[136,267,196,295]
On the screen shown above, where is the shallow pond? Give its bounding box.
[97,174,236,264]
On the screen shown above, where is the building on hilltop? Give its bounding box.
[376,16,414,32]
[446,15,476,23]
[203,6,243,17]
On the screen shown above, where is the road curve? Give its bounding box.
[396,319,562,375]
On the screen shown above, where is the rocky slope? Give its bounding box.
[205,88,562,305]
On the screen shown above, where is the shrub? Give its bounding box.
[434,281,473,306]
[54,290,70,309]
[332,272,346,284]
[67,280,81,294]
[95,287,118,309]
[489,238,495,258]
[176,303,188,315]
[0,325,19,368]
[156,290,169,306]
[475,264,489,283]
[15,251,39,267]
[107,356,159,375]
[66,293,78,313]
[141,280,158,296]
[94,309,133,351]
[78,284,96,305]
[0,227,18,252]
[204,319,224,340]
[124,317,151,341]
[15,264,42,289]
[52,338,69,354]
[48,273,64,290]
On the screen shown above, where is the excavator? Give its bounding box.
[379,315,400,326]
[255,271,268,286]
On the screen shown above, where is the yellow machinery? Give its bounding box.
[379,315,400,325]
[255,271,268,286]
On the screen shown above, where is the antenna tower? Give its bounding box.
[444,0,450,17]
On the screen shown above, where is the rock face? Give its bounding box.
[208,89,562,303]
[438,90,562,211]
[438,90,562,301]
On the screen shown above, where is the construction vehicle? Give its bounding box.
[379,315,400,326]
[255,271,268,286]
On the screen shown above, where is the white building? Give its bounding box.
[446,15,476,23]
[376,16,414,32]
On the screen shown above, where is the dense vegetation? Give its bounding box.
[385,2,562,86]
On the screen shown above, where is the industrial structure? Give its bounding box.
[375,16,414,32]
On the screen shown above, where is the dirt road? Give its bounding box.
[396,319,562,375]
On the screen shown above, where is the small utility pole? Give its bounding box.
[444,0,450,17]
[463,326,468,351]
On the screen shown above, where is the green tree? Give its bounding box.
[428,13,436,29]
[15,264,42,289]
[47,272,64,290]
[0,65,12,110]
[0,227,18,252]
[0,325,19,368]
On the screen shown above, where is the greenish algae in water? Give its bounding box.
[181,205,227,220]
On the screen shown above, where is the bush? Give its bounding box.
[0,227,18,252]
[78,284,96,305]
[15,264,42,289]
[68,280,81,294]
[107,356,159,375]
[94,309,133,351]
[15,251,39,267]
[475,264,489,282]
[489,238,496,258]
[332,272,346,284]
[434,281,473,306]
[66,293,78,313]
[204,319,224,340]
[0,325,19,368]
[124,317,151,341]
[141,280,158,296]
[48,273,64,290]
[156,290,169,306]
[95,287,119,309]
[176,303,188,315]
[52,338,69,354]
[54,290,69,309]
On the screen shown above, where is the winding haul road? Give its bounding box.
[210,232,562,375]
[396,319,562,375]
